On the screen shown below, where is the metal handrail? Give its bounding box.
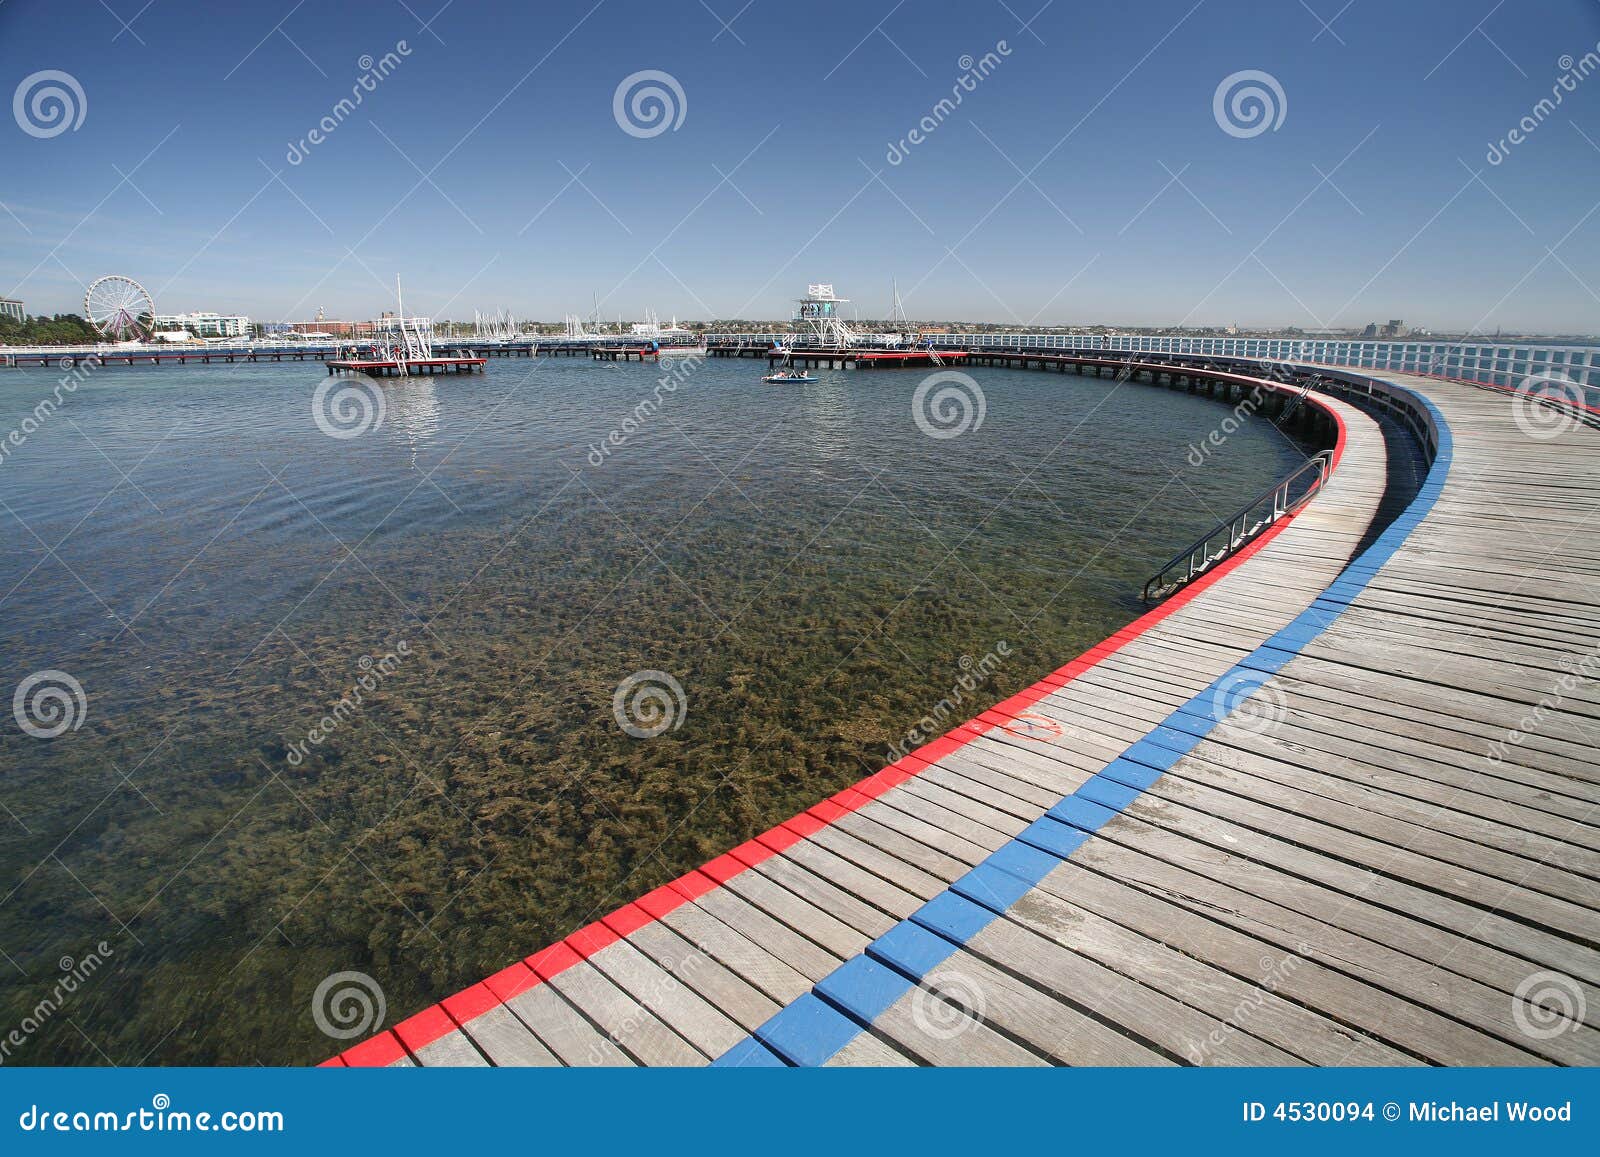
[1142,449,1335,601]
[1275,377,1319,422]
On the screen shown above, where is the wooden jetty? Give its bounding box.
[328,357,1600,1068]
[0,340,690,370]
[763,348,973,370]
[591,346,661,362]
[326,356,486,378]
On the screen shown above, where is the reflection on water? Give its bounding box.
[0,356,1317,1064]
[384,376,441,463]
[799,377,851,462]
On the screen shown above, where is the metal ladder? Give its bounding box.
[1276,376,1319,423]
[1142,450,1335,601]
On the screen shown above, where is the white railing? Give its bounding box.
[704,332,1600,394]
[1144,450,1335,601]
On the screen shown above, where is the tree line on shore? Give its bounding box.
[0,312,104,345]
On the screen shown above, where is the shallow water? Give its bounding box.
[0,354,1316,1063]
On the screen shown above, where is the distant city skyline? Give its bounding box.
[3,0,1599,333]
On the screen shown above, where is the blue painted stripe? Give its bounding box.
[1075,775,1142,812]
[867,920,961,976]
[748,993,865,1066]
[1018,815,1092,858]
[1117,739,1190,772]
[709,383,1452,1065]
[1047,795,1118,833]
[815,956,917,1024]
[911,890,999,944]
[709,1035,787,1067]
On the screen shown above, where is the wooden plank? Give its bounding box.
[822,1032,916,1066]
[1119,778,1600,985]
[723,865,877,960]
[408,1030,489,1067]
[962,907,1301,1065]
[1066,830,1598,1064]
[674,887,839,989]
[545,961,705,1065]
[583,938,748,1059]
[1134,759,1600,944]
[625,918,782,1034]
[454,1004,561,1066]
[860,982,1049,1066]
[496,979,634,1066]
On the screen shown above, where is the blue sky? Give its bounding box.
[2,0,1598,331]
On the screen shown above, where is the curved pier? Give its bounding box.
[329,363,1600,1067]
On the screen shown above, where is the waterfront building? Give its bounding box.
[0,297,24,324]
[152,311,251,337]
[292,320,356,336]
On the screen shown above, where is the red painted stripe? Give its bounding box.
[668,869,720,903]
[600,901,657,938]
[339,1030,407,1068]
[528,941,583,980]
[441,981,503,1025]
[698,852,747,885]
[562,922,620,960]
[782,811,829,839]
[482,961,541,1001]
[635,882,693,919]
[807,799,849,824]
[332,377,1347,1065]
[392,1005,457,1054]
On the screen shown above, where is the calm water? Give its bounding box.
[0,354,1315,1063]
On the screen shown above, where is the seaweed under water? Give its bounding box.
[0,355,1320,1064]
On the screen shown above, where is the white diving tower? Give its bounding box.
[794,283,862,348]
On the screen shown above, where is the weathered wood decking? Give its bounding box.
[330,368,1600,1068]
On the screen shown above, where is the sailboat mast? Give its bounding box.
[395,275,410,375]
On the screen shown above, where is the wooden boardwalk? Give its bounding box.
[329,367,1600,1068]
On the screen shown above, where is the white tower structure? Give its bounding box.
[794,283,860,348]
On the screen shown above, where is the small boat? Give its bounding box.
[762,369,817,383]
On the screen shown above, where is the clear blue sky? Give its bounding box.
[3,0,1598,332]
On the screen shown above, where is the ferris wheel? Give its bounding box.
[83,275,155,341]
